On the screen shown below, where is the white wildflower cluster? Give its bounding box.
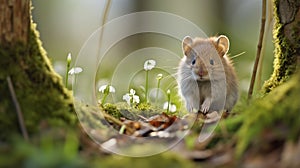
[96,59,177,113]
[123,89,140,105]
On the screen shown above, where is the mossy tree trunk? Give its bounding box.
[264,0,300,92]
[0,0,76,141]
[233,1,300,164]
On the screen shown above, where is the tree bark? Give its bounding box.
[0,0,30,45]
[264,0,300,92]
[234,0,300,163]
[0,0,76,141]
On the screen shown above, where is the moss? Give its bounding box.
[0,129,85,168]
[103,102,163,121]
[74,102,108,130]
[92,152,196,168]
[135,102,151,111]
[236,71,300,157]
[1,133,196,168]
[103,103,123,119]
[263,0,299,92]
[0,21,76,141]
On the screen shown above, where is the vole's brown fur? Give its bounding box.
[177,35,238,113]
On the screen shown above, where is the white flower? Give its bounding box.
[156,73,163,80]
[68,67,83,75]
[132,95,140,104]
[67,53,72,62]
[122,94,131,104]
[163,102,177,112]
[144,60,156,71]
[99,85,115,93]
[167,89,171,95]
[122,89,140,105]
[130,89,136,95]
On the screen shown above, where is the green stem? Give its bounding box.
[65,61,71,87]
[101,93,108,105]
[155,79,161,104]
[130,95,133,105]
[119,125,126,134]
[101,85,110,105]
[145,70,149,103]
[167,90,171,113]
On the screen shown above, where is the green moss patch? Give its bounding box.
[263,0,299,92]
[0,22,76,141]
[236,71,300,157]
[92,152,196,168]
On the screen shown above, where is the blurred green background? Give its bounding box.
[31,0,274,97]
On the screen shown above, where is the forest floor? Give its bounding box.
[1,72,300,167]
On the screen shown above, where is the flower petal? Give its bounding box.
[68,67,83,75]
[163,102,177,112]
[130,89,136,95]
[68,68,75,75]
[67,53,72,62]
[163,102,169,109]
[156,73,163,80]
[144,59,156,71]
[99,85,108,93]
[109,86,116,93]
[74,67,83,74]
[133,95,140,103]
[170,104,177,112]
[122,94,131,105]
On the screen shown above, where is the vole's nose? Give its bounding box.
[199,70,204,77]
[198,67,204,77]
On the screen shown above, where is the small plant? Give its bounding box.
[163,102,177,113]
[65,53,83,88]
[155,73,163,104]
[123,89,140,106]
[144,59,156,103]
[97,59,180,124]
[99,85,116,105]
[65,53,72,86]
[164,89,177,113]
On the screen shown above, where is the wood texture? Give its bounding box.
[0,0,30,45]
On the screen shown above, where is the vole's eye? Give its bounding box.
[191,59,196,65]
[210,59,214,65]
[190,50,197,65]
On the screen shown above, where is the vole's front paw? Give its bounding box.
[201,98,211,114]
[185,97,199,113]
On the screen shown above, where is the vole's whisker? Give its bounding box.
[230,51,246,59]
[180,75,192,84]
[165,80,178,88]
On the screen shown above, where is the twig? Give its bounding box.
[248,0,266,101]
[90,110,135,134]
[7,76,29,141]
[256,0,273,89]
[101,0,112,30]
[96,0,111,62]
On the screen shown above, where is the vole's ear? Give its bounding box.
[182,36,193,56]
[215,35,230,56]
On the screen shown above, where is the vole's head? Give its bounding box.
[182,35,230,81]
